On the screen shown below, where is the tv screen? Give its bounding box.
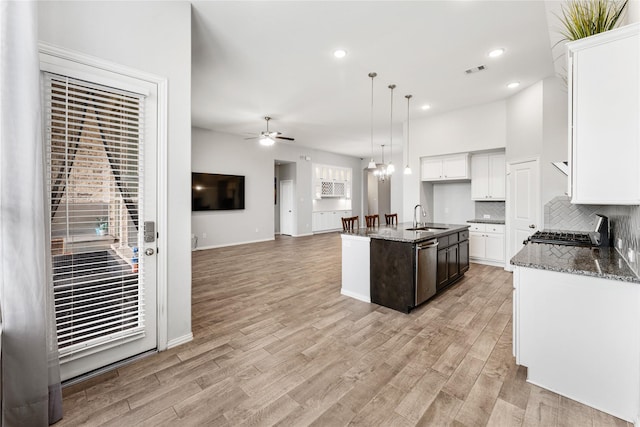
[192,173,245,211]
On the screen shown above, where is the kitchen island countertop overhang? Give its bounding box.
[342,222,470,243]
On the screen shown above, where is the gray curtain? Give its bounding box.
[0,1,63,425]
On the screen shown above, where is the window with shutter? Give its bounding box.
[44,73,146,357]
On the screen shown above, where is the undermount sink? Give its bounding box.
[406,226,447,232]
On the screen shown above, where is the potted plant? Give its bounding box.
[557,0,628,42]
[96,217,108,236]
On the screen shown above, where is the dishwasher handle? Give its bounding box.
[417,240,439,250]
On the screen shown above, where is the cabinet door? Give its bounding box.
[443,155,468,179]
[488,153,506,200]
[330,211,341,229]
[447,244,459,281]
[469,232,485,258]
[312,212,321,231]
[471,154,489,200]
[437,247,449,289]
[570,26,640,204]
[459,240,469,273]
[421,158,443,181]
[485,233,504,262]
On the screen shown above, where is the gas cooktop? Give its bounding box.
[527,230,596,247]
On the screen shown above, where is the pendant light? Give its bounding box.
[404,94,413,175]
[387,84,396,175]
[368,72,377,169]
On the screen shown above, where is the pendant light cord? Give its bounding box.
[389,84,395,165]
[369,72,377,162]
[405,94,412,173]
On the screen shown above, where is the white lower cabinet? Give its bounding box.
[513,266,640,422]
[312,210,352,232]
[468,222,504,265]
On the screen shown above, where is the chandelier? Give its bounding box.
[373,145,391,182]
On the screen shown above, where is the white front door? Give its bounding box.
[507,159,540,270]
[42,55,158,381]
[280,180,294,236]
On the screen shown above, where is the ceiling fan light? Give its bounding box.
[259,136,275,146]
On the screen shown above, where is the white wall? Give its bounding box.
[506,78,568,206]
[192,128,362,247]
[542,76,570,205]
[432,183,474,224]
[402,100,507,222]
[506,81,544,162]
[38,1,193,344]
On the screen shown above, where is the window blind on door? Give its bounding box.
[43,72,146,358]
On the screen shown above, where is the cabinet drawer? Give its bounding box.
[449,232,460,245]
[459,230,469,241]
[468,223,486,232]
[486,224,505,234]
[438,235,449,248]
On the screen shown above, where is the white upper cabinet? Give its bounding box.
[471,152,505,200]
[313,164,352,199]
[568,23,640,204]
[421,153,470,181]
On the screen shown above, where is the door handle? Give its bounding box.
[529,224,536,229]
[145,248,155,256]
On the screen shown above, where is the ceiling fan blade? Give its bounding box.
[244,136,258,140]
[276,136,295,141]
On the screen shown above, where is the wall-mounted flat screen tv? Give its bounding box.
[192,173,245,211]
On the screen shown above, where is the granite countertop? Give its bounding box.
[343,222,469,244]
[467,219,505,224]
[510,243,640,283]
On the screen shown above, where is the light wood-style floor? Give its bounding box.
[58,233,631,426]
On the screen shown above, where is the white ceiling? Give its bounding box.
[191,1,556,159]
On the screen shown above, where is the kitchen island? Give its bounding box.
[341,222,469,313]
[511,243,640,422]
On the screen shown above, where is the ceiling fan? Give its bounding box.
[245,116,295,146]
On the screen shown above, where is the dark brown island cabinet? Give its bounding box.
[370,229,469,313]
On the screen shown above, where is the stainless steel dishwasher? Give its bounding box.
[415,239,439,306]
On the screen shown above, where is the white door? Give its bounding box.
[280,180,294,236]
[507,159,540,270]
[42,60,158,381]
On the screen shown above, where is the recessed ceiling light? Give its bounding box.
[333,49,347,59]
[421,104,431,110]
[488,48,505,58]
[507,81,520,89]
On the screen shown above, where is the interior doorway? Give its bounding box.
[274,160,296,235]
[363,168,391,216]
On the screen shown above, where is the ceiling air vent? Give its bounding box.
[465,65,486,74]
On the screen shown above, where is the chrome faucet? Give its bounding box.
[413,204,426,228]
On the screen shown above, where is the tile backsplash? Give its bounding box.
[474,201,505,220]
[544,196,640,275]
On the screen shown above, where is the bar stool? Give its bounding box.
[385,213,398,225]
[365,214,379,228]
[341,216,359,232]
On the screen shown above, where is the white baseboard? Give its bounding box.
[194,237,275,250]
[167,333,193,349]
[340,288,371,303]
[470,258,505,268]
[293,232,313,237]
